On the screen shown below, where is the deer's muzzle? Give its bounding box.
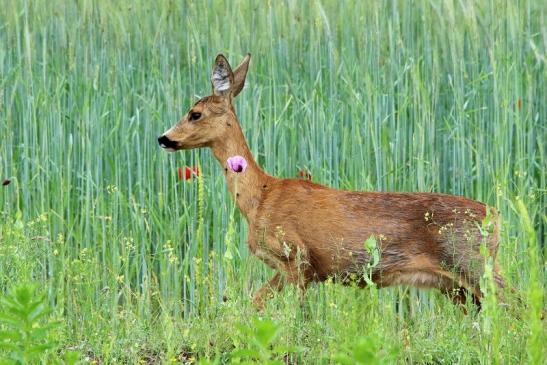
[158,135,178,150]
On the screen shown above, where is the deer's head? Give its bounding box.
[158,54,251,151]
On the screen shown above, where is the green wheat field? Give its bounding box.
[0,0,545,363]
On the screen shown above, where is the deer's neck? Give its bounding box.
[210,125,269,222]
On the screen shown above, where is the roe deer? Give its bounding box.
[158,53,507,311]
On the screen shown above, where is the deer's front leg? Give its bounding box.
[253,272,285,310]
[285,256,314,304]
[248,232,312,309]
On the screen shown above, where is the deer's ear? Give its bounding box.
[232,53,251,97]
[211,54,234,96]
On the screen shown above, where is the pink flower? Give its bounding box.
[227,156,247,173]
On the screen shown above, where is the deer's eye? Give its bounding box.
[189,112,202,121]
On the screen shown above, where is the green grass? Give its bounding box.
[0,0,545,363]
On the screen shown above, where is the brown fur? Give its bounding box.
[159,54,505,311]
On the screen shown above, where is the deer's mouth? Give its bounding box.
[161,146,177,152]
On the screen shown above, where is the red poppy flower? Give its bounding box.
[178,166,200,181]
[297,169,312,181]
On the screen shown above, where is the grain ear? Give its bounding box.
[211,54,234,96]
[232,53,251,97]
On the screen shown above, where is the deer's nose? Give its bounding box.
[158,135,177,149]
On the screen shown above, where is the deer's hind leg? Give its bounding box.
[436,272,482,313]
[383,253,483,311]
[437,260,519,312]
